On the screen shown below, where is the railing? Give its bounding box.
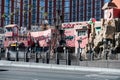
[0,48,120,68]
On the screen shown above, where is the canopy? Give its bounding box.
[5,24,18,28]
[30,29,51,38]
[30,29,52,47]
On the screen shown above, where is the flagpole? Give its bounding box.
[87,18,96,60]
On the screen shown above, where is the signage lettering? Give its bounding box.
[62,23,75,28]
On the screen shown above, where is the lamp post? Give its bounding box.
[103,38,108,60]
[66,49,71,65]
[35,40,39,63]
[54,9,62,65]
[42,44,45,63]
[6,48,10,60]
[15,41,19,61]
[63,46,66,59]
[24,32,31,62]
[56,49,59,64]
[24,47,29,62]
[77,37,82,61]
[0,40,2,60]
[107,41,111,60]
[0,48,1,60]
[46,37,51,64]
[89,42,94,61]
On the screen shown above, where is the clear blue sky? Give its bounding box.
[105,0,111,3]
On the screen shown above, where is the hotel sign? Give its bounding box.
[62,23,75,28]
[62,22,87,28]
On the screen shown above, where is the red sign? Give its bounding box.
[62,22,87,28]
[62,23,75,28]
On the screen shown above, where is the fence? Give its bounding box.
[0,50,120,69]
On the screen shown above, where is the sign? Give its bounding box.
[20,27,27,35]
[62,22,88,28]
[11,43,16,46]
[62,23,75,28]
[104,9,113,20]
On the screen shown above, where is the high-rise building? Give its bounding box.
[0,0,112,28]
[0,0,44,29]
[44,0,111,24]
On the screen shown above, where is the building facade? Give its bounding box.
[61,21,101,54]
[46,0,110,24]
[0,0,111,29]
[0,0,45,29]
[112,0,120,8]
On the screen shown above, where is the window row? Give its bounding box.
[78,30,87,36]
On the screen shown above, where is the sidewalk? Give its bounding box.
[0,60,120,73]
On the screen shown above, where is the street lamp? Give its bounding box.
[6,47,10,60]
[54,9,63,65]
[15,41,19,61]
[63,45,66,59]
[0,48,1,60]
[89,42,94,61]
[0,40,2,60]
[24,47,29,62]
[107,40,111,60]
[35,40,39,63]
[77,37,82,61]
[46,37,51,64]
[103,38,108,60]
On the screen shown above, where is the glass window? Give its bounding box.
[78,30,87,36]
[6,27,13,32]
[80,0,84,3]
[48,0,52,8]
[80,7,83,11]
[79,15,83,21]
[56,0,62,10]
[64,13,69,20]
[40,0,45,6]
[31,0,37,25]
[0,1,1,6]
[65,1,69,7]
[64,7,69,13]
[87,0,92,4]
[4,0,10,25]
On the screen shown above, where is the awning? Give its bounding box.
[5,24,18,28]
[5,32,13,37]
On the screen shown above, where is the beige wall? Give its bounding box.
[112,0,120,8]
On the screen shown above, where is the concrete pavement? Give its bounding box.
[0,60,120,73]
[1,66,120,80]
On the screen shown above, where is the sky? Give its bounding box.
[105,0,111,3]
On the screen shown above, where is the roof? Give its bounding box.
[5,24,18,28]
[102,2,117,10]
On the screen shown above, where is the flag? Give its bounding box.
[40,6,44,11]
[10,12,14,16]
[88,18,96,25]
[92,18,96,22]
[43,12,48,17]
[23,11,26,13]
[28,5,33,8]
[2,14,7,18]
[20,27,27,35]
[29,9,32,12]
